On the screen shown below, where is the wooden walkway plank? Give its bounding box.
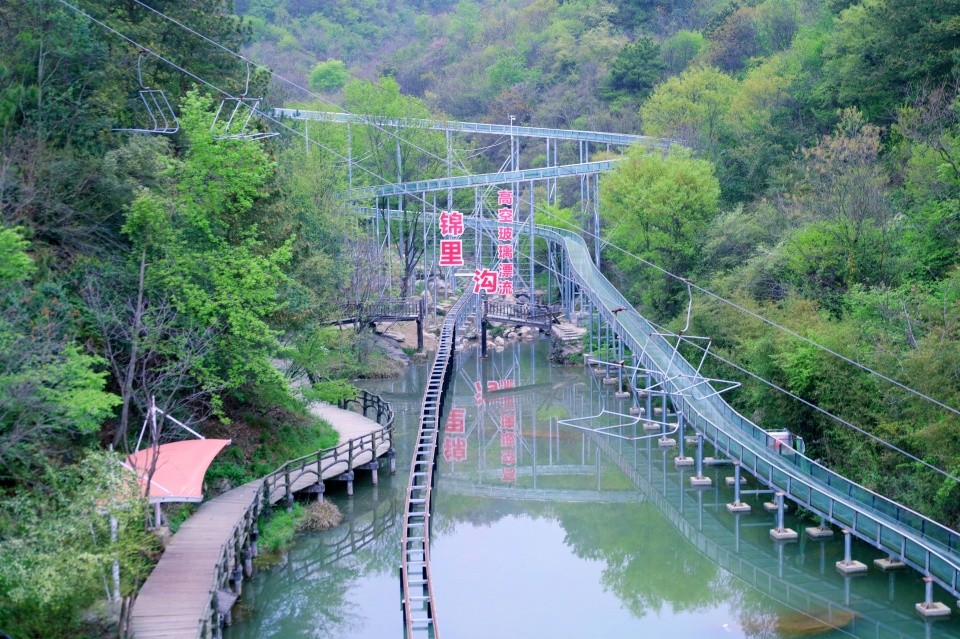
[129,395,393,639]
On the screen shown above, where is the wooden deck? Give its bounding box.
[129,400,391,639]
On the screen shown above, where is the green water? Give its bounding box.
[225,341,960,638]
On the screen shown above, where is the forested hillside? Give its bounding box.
[0,2,390,635]
[1,0,960,636]
[245,0,960,527]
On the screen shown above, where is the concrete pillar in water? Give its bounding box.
[835,529,868,574]
[675,414,693,466]
[805,516,833,538]
[360,460,379,486]
[690,433,711,487]
[916,576,951,617]
[726,462,751,513]
[629,357,642,414]
[615,360,630,399]
[388,448,397,474]
[334,470,355,497]
[769,492,798,541]
[874,555,906,571]
[242,545,253,577]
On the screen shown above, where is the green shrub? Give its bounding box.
[258,504,305,554]
[303,379,356,405]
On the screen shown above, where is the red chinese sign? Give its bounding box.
[438,210,464,268]
[439,239,464,266]
[486,378,515,392]
[472,267,498,294]
[443,436,467,462]
[499,401,517,483]
[439,210,464,237]
[445,407,466,434]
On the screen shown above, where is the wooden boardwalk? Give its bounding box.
[130,398,392,639]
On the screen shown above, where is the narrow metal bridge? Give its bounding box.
[399,290,472,638]
[349,160,617,199]
[271,107,667,147]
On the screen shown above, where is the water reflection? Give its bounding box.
[227,341,960,638]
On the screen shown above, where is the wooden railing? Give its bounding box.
[197,389,394,637]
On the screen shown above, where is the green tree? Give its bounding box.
[754,0,799,55]
[308,59,349,93]
[820,0,960,122]
[601,147,720,317]
[706,6,760,73]
[660,30,706,76]
[125,92,293,412]
[896,86,960,280]
[0,451,156,638]
[779,109,898,301]
[602,36,664,102]
[640,65,737,153]
[0,226,120,477]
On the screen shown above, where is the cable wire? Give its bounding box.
[130,0,477,176]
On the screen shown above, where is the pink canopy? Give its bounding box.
[124,439,231,504]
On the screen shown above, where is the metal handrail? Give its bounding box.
[350,160,619,199]
[270,107,673,147]
[484,300,554,329]
[340,297,423,320]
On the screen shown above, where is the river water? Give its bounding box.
[225,340,960,638]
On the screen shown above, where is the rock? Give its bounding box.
[494,336,505,347]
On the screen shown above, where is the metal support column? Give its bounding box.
[691,433,711,487]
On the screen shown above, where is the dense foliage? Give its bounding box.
[2,0,960,633]
[0,1,382,634]
[245,0,960,527]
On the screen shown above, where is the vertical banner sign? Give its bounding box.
[496,189,514,295]
[472,188,517,295]
[438,210,464,267]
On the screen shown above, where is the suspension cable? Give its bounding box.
[130,0,477,176]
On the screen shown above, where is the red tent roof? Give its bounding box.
[124,439,231,504]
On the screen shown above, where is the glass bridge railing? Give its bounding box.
[515,221,960,595]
